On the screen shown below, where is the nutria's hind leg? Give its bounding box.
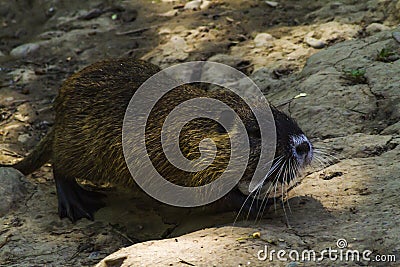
[53,168,106,222]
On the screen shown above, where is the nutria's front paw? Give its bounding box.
[55,178,106,222]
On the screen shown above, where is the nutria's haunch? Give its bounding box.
[3,59,313,222]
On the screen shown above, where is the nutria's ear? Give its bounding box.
[217,110,235,133]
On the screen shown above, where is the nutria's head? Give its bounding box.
[236,105,313,199]
[195,102,313,199]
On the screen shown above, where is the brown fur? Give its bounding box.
[9,58,306,221]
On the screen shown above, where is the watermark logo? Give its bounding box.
[122,61,276,207]
[336,238,347,249]
[257,238,397,263]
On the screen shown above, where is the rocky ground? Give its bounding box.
[0,0,399,266]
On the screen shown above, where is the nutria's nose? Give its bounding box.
[295,141,310,156]
[294,140,312,165]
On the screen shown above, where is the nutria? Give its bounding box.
[2,58,313,222]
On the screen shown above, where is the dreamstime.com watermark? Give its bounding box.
[257,239,397,263]
[122,61,276,207]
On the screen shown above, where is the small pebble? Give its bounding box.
[46,6,56,17]
[88,251,101,259]
[254,33,274,47]
[79,9,103,20]
[200,0,211,10]
[184,0,202,10]
[304,36,325,49]
[265,1,279,7]
[159,10,178,17]
[393,32,400,44]
[10,43,40,57]
[294,92,307,99]
[365,23,390,34]
[226,17,234,23]
[18,134,30,143]
[252,232,261,238]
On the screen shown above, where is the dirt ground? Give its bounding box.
[0,0,399,266]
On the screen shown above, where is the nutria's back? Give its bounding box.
[53,59,239,187]
[53,59,163,187]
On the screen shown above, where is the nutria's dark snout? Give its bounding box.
[292,134,313,166]
[237,108,313,203]
[294,140,311,157]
